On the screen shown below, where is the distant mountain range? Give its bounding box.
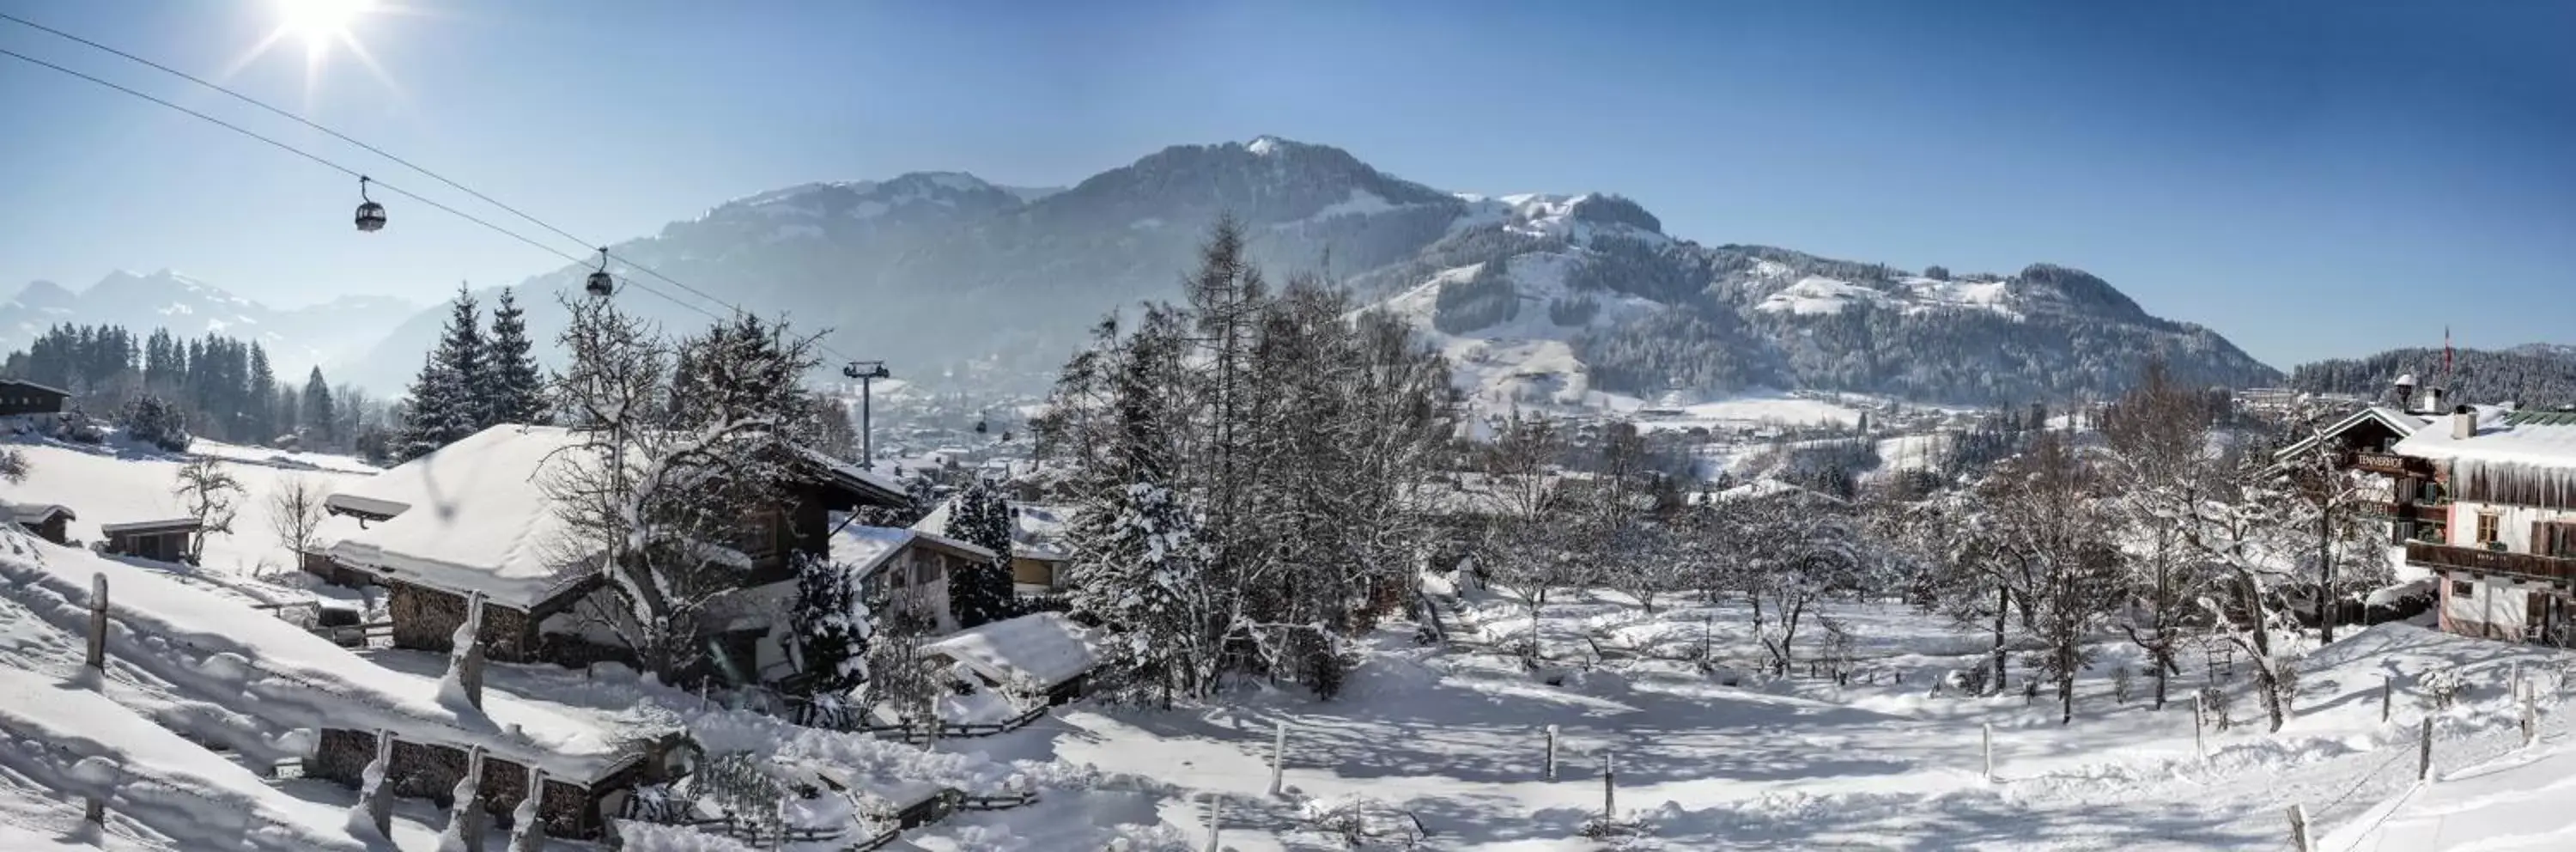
[0,270,418,377]
[21,137,2282,405]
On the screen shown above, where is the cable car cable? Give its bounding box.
[0,11,866,362]
[0,45,734,327]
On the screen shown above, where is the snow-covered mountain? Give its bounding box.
[331,137,2274,404]
[0,271,419,376]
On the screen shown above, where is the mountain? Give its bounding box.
[335,136,2275,405]
[0,271,420,377]
[2291,345,2576,409]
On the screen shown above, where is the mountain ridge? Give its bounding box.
[0,271,421,377]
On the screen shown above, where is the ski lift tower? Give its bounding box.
[844,361,892,469]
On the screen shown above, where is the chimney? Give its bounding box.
[2427,386,2445,414]
[2452,405,2476,441]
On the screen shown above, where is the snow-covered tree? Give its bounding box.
[300,368,336,447]
[121,394,190,452]
[2277,397,2391,643]
[1984,429,2123,723]
[789,552,871,693]
[0,447,27,484]
[945,478,1018,629]
[2099,358,2221,708]
[171,457,242,562]
[863,582,945,728]
[482,287,547,427]
[2182,448,2310,733]
[541,296,828,679]
[398,287,486,460]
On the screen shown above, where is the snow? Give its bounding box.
[1309,188,1395,220]
[2395,407,2576,466]
[1245,136,1283,156]
[910,499,1074,560]
[325,425,596,610]
[0,529,632,781]
[3,435,379,587]
[920,612,1100,692]
[1756,276,1886,315]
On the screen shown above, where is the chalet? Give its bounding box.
[100,517,200,563]
[2388,406,2576,645]
[693,519,991,685]
[317,424,913,673]
[0,378,69,417]
[5,502,76,545]
[909,497,1073,594]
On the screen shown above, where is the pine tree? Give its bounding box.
[789,552,871,693]
[398,288,487,460]
[301,368,337,447]
[246,343,276,441]
[944,478,1018,628]
[482,288,546,427]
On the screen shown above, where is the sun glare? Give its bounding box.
[276,0,374,49]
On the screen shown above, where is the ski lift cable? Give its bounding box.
[0,45,732,326]
[0,14,853,360]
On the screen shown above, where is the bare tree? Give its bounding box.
[266,475,327,567]
[172,457,244,562]
[1984,429,2123,724]
[2183,449,2308,733]
[2099,359,2220,709]
[2277,398,2390,644]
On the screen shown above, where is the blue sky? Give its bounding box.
[0,0,2567,368]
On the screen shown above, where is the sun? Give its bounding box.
[276,0,375,52]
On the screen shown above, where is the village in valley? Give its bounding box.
[3,3,2572,851]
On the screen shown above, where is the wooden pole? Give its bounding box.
[1202,794,1223,852]
[2193,691,2207,761]
[2419,717,2434,782]
[368,730,394,837]
[1982,723,1994,782]
[2523,680,2538,747]
[1268,720,1286,796]
[86,574,108,672]
[1601,751,1616,824]
[511,765,547,852]
[2381,675,2393,723]
[2286,804,2312,852]
[1545,725,1558,782]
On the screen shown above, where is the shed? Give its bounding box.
[0,378,69,417]
[918,611,1099,703]
[99,517,201,564]
[5,502,76,545]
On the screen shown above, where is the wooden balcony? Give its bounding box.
[2372,501,2451,524]
[2405,540,2576,584]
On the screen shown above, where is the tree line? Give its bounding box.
[2,322,390,453]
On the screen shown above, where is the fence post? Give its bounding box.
[1203,794,1223,852]
[1545,725,1558,782]
[2286,804,2312,852]
[1268,720,1287,796]
[366,730,394,837]
[1601,751,1616,824]
[2522,680,2538,747]
[2192,691,2207,761]
[2418,717,2434,782]
[1981,723,1993,782]
[87,574,108,672]
[2382,675,2393,723]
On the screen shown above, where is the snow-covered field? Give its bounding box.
[9,435,2576,850]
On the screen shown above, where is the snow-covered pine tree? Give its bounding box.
[246,343,276,441]
[300,368,336,447]
[398,288,486,460]
[481,287,547,427]
[789,551,871,693]
[945,478,1018,628]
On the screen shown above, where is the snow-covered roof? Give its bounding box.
[0,531,644,782]
[98,517,200,534]
[2270,405,2433,462]
[0,378,70,397]
[2393,407,2576,466]
[908,499,1073,561]
[3,501,73,524]
[828,519,996,581]
[919,612,1098,691]
[325,424,598,610]
[793,445,911,507]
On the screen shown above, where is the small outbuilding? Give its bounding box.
[5,502,76,545]
[99,517,201,564]
[918,611,1099,705]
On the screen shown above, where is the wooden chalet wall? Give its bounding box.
[311,728,647,839]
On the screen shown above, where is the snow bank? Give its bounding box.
[0,530,631,780]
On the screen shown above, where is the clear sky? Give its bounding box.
[0,0,2567,368]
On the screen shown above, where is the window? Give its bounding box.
[914,554,940,584]
[2452,579,2474,598]
[2477,512,2500,545]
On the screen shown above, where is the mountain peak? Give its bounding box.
[1245,135,1293,156]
